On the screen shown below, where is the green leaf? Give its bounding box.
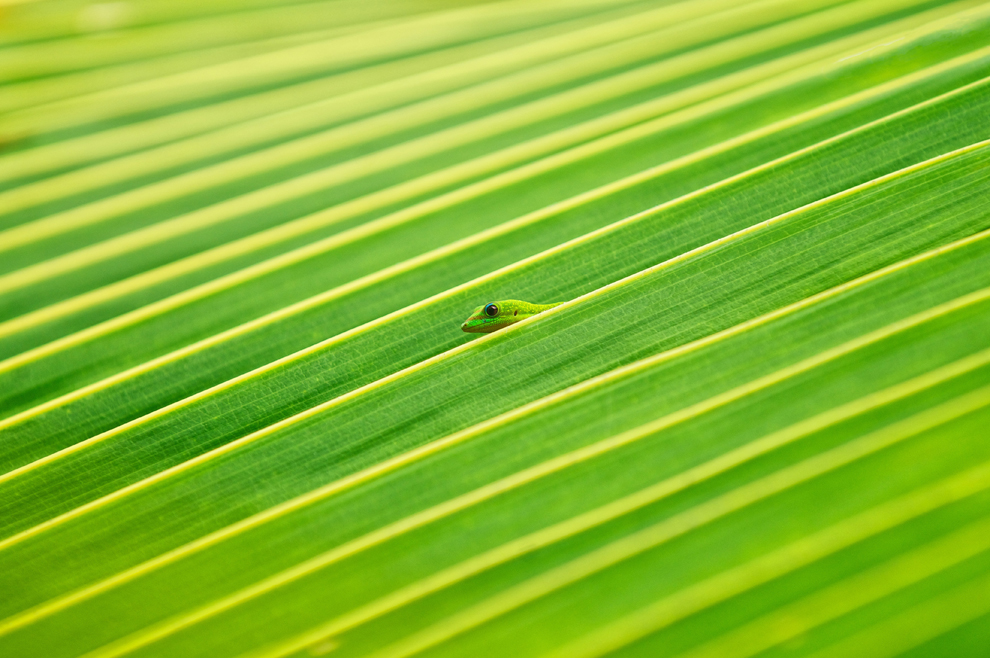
[1,1,989,657]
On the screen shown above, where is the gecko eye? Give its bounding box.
[484,303,499,317]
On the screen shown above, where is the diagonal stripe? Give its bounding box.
[0,0,777,215]
[0,137,983,562]
[364,398,990,658]
[1,3,982,652]
[0,0,496,97]
[0,11,974,371]
[0,0,798,255]
[0,8,585,184]
[665,519,990,658]
[2,53,985,442]
[0,0,392,92]
[0,132,980,501]
[0,0,624,137]
[3,253,988,639]
[802,571,990,658]
[75,364,990,658]
[0,0,909,290]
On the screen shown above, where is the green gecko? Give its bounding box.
[461,300,563,333]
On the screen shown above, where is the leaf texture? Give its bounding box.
[0,1,988,658]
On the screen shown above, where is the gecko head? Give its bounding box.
[461,301,519,333]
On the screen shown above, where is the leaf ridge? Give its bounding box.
[802,571,990,658]
[360,409,990,658]
[90,371,990,658]
[0,0,910,294]
[1,0,618,137]
[0,131,979,507]
[0,0,784,221]
[664,519,990,658]
[2,31,982,374]
[3,266,987,640]
[5,53,984,438]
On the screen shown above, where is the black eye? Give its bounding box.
[484,303,499,317]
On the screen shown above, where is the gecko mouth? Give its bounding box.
[462,316,500,333]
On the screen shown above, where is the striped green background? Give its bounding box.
[1,1,989,657]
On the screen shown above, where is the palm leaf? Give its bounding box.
[1,1,988,657]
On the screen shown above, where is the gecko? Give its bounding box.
[461,300,563,333]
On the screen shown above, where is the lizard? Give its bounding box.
[461,300,562,333]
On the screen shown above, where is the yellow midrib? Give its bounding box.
[1,47,984,444]
[0,1,964,371]
[363,428,990,658]
[1,179,987,643]
[534,460,990,658]
[82,371,990,658]
[0,0,628,136]
[0,12,576,183]
[0,0,388,86]
[0,0,857,266]
[801,571,990,658]
[0,72,986,515]
[0,0,754,203]
[665,519,990,658]
[0,3,986,656]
